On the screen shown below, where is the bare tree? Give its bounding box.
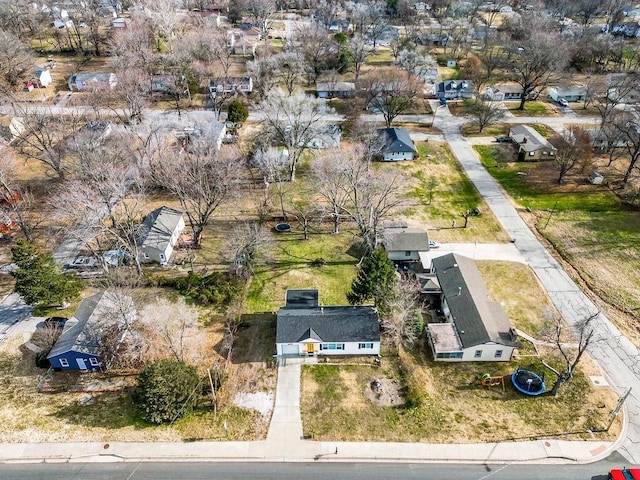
[549,126,592,184]
[110,68,150,124]
[464,97,505,133]
[274,51,305,96]
[0,29,33,93]
[258,90,325,181]
[348,33,372,82]
[608,108,640,187]
[505,29,569,110]
[247,54,281,99]
[294,23,339,84]
[542,311,598,397]
[154,141,243,246]
[107,16,156,72]
[140,297,201,363]
[359,67,421,127]
[382,275,424,349]
[142,0,183,51]
[226,222,270,277]
[0,145,38,241]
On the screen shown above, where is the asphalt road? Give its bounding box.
[0,457,627,480]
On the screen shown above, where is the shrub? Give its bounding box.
[160,271,244,306]
[134,359,201,424]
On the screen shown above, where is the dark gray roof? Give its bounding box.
[137,206,184,252]
[276,306,380,344]
[378,127,417,153]
[509,125,555,153]
[436,79,473,93]
[285,289,319,309]
[47,291,134,359]
[382,227,430,252]
[432,253,519,349]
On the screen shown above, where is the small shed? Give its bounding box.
[588,172,604,185]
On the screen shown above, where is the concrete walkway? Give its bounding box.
[433,107,640,464]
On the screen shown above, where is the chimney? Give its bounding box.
[457,287,462,296]
[522,137,527,143]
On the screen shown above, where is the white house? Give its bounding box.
[276,289,380,357]
[378,127,417,161]
[426,253,521,362]
[136,206,185,266]
[33,67,53,87]
[381,226,430,261]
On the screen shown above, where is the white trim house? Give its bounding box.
[426,253,521,362]
[381,226,430,261]
[378,127,417,161]
[276,289,380,357]
[137,206,185,266]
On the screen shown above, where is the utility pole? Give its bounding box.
[607,388,631,431]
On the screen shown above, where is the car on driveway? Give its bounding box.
[43,316,67,329]
[558,98,569,107]
[429,240,440,249]
[610,468,640,480]
[65,256,98,269]
[495,136,512,143]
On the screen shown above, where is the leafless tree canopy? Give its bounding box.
[359,68,421,127]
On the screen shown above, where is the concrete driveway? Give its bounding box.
[0,293,32,343]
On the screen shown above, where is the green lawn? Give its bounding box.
[246,229,359,312]
[474,145,620,211]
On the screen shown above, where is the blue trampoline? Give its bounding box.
[511,368,545,396]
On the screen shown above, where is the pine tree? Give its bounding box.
[347,249,396,310]
[134,359,201,424]
[227,99,249,124]
[10,240,81,308]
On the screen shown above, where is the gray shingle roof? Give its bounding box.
[47,291,134,359]
[509,125,556,153]
[382,227,430,252]
[378,127,417,153]
[276,306,380,344]
[137,206,184,252]
[432,253,519,349]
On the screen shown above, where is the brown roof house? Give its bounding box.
[509,125,557,161]
[426,253,521,362]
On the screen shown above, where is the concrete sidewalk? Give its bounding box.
[0,355,622,464]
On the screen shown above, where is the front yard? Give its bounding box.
[301,348,619,443]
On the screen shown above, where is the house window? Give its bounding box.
[550,152,555,156]
[144,253,150,259]
[474,350,482,358]
[89,358,100,366]
[542,151,546,155]
[358,343,373,349]
[436,352,463,359]
[405,251,411,257]
[320,343,344,350]
[495,350,503,358]
[59,358,69,367]
[529,151,535,156]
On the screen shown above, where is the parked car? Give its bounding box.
[43,316,67,329]
[429,239,440,249]
[495,136,512,143]
[609,468,640,480]
[65,256,99,269]
[558,98,569,107]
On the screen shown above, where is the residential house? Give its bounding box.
[378,127,417,161]
[227,31,258,56]
[68,72,118,92]
[0,116,25,142]
[306,124,342,149]
[381,226,430,262]
[242,26,262,43]
[482,84,525,101]
[426,253,521,362]
[33,67,53,88]
[509,125,557,161]
[315,81,356,99]
[47,291,135,371]
[150,74,174,93]
[328,20,352,32]
[547,86,587,103]
[435,79,474,100]
[112,17,127,28]
[275,289,380,357]
[612,21,640,37]
[209,76,253,95]
[137,206,185,266]
[198,10,221,26]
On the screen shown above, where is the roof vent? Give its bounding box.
[458,286,462,296]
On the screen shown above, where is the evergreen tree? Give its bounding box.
[134,359,201,424]
[10,240,81,307]
[227,99,249,124]
[347,249,396,309]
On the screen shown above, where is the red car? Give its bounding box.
[610,468,640,480]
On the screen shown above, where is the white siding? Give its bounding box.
[276,341,380,356]
[461,343,514,362]
[383,152,414,161]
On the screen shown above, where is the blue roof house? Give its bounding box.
[47,291,135,371]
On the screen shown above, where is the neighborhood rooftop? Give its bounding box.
[509,124,554,152]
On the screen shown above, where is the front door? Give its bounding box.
[76,358,86,370]
[306,343,315,355]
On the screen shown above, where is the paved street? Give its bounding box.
[0,293,32,343]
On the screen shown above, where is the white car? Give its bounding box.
[65,256,99,269]
[428,240,440,249]
[558,98,569,107]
